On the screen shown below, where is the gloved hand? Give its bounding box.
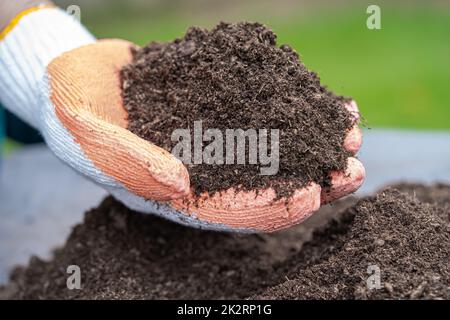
[0,2,364,232]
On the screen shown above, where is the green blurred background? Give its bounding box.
[61,0,450,130]
[3,0,450,154]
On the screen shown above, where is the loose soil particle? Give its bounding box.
[121,22,353,197]
[1,184,448,300]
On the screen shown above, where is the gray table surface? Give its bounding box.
[1,129,449,283]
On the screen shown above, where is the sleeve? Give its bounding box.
[0,5,95,129]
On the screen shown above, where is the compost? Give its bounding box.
[121,22,354,197]
[2,184,448,299]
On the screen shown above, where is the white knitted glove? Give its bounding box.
[0,7,214,228]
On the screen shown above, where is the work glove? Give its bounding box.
[0,5,364,232]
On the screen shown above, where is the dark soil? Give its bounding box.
[255,185,450,299]
[1,184,448,300]
[122,22,353,197]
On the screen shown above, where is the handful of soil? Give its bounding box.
[2,184,448,299]
[121,22,354,197]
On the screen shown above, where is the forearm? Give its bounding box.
[0,0,53,32]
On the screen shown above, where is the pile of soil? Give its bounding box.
[1,184,448,300]
[121,22,353,197]
[255,184,450,299]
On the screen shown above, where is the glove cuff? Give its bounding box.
[0,6,95,129]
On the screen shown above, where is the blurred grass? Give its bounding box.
[82,3,450,129]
